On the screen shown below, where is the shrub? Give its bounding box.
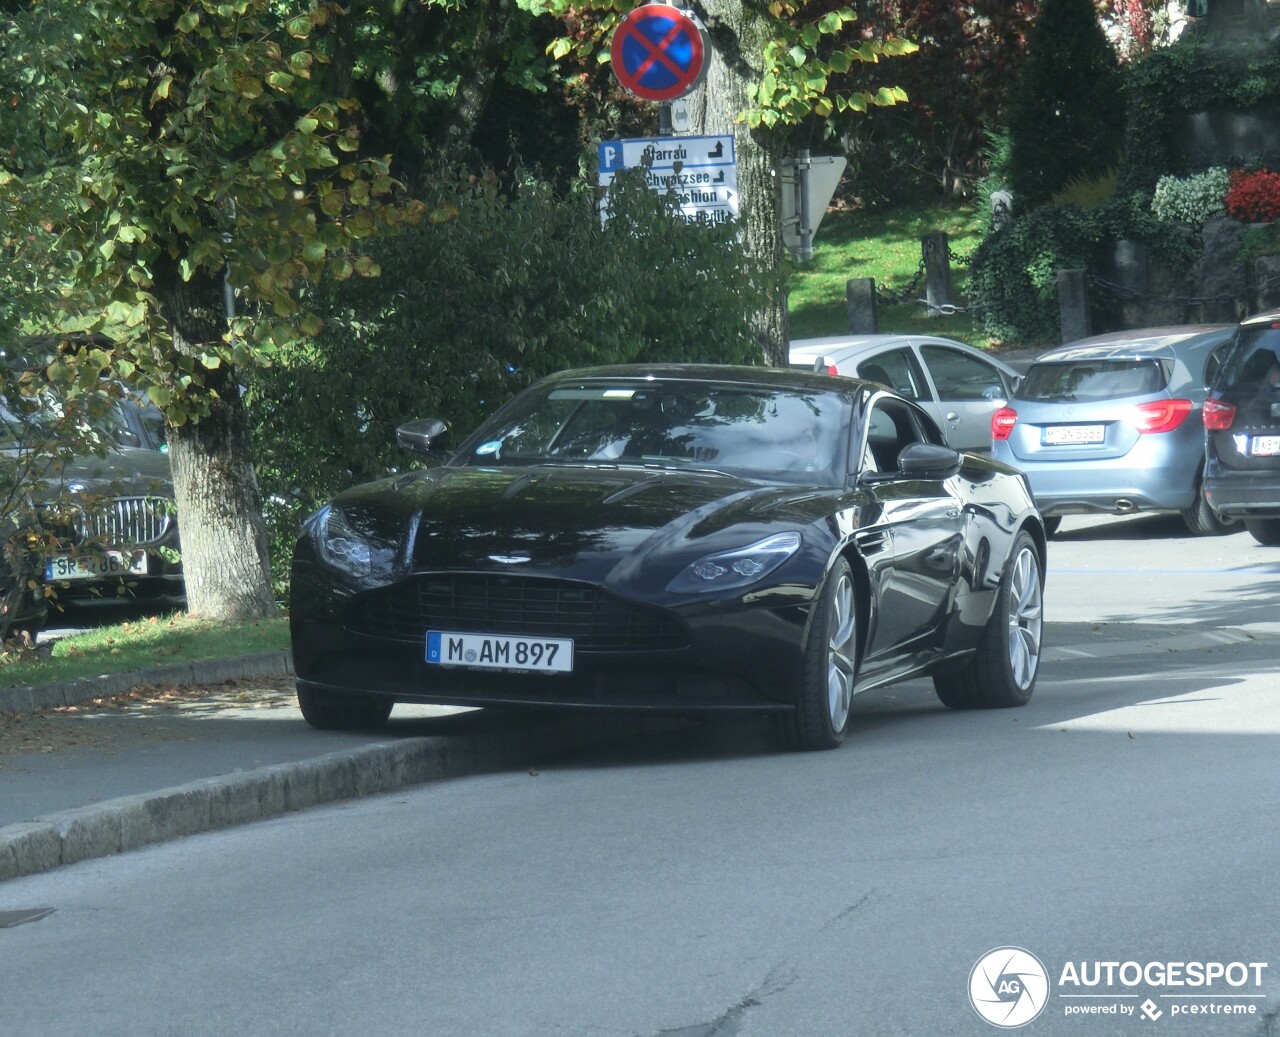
[1053,168,1121,210]
[967,204,1105,345]
[1006,0,1125,209]
[1225,168,1280,223]
[1150,167,1229,226]
[247,167,773,596]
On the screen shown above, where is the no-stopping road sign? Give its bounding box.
[610,5,707,102]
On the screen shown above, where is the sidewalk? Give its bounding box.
[0,655,685,883]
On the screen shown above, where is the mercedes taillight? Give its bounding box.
[1133,399,1192,434]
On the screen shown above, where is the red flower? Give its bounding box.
[1225,169,1280,223]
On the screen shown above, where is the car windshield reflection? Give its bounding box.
[451,379,854,485]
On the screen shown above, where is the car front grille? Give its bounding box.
[346,574,689,652]
[41,496,175,548]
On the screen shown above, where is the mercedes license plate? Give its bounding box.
[46,550,148,581]
[426,630,574,673]
[1252,435,1280,457]
[1043,424,1104,445]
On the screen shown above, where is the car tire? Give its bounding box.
[1181,482,1238,536]
[785,557,858,751]
[296,685,393,731]
[1042,516,1062,539]
[933,530,1043,710]
[1244,518,1280,546]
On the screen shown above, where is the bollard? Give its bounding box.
[1058,269,1091,344]
[846,278,879,334]
[922,232,952,316]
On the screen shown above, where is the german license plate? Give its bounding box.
[1043,424,1104,445]
[1252,435,1280,457]
[426,630,574,673]
[45,550,148,581]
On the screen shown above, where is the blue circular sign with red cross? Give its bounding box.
[611,5,707,102]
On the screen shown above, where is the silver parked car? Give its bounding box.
[990,325,1237,537]
[789,333,1021,453]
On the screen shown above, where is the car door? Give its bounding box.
[916,343,1013,453]
[855,396,964,672]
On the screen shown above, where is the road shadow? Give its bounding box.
[1051,513,1248,543]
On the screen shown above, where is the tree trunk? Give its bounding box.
[156,268,277,620]
[686,0,788,365]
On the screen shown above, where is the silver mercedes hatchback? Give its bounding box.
[990,326,1237,537]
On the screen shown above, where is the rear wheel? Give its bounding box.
[786,558,858,751]
[297,685,393,731]
[1244,518,1280,546]
[934,531,1043,710]
[1182,481,1238,536]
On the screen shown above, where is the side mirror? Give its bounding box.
[396,418,449,456]
[897,442,963,478]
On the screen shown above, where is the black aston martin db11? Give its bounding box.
[290,364,1047,750]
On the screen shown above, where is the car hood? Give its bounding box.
[58,446,174,497]
[330,464,839,589]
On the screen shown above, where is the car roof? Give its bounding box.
[537,362,859,394]
[1034,326,1234,364]
[788,333,1020,376]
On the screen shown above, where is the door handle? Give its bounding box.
[946,411,960,423]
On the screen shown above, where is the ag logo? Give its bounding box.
[969,947,1050,1028]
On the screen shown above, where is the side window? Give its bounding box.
[862,398,928,473]
[1204,342,1232,389]
[920,345,1008,402]
[857,349,933,402]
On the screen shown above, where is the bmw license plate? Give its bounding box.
[426,630,574,673]
[1043,424,1104,445]
[1251,435,1280,457]
[46,550,148,581]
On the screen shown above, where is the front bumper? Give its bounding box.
[291,562,810,714]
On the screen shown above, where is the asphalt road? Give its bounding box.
[0,513,1277,1036]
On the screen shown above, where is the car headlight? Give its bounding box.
[313,504,395,578]
[666,532,801,594]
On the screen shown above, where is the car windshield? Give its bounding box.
[0,394,139,452]
[451,378,853,486]
[1016,359,1168,402]
[1217,324,1280,395]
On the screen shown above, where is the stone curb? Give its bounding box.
[0,650,295,717]
[0,711,673,882]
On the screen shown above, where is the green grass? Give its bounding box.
[0,613,290,689]
[788,200,991,346]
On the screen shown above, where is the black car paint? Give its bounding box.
[1204,315,1280,518]
[291,365,1042,716]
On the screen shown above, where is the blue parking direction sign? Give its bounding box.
[597,135,738,226]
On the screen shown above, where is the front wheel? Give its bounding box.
[933,530,1043,710]
[1244,517,1280,546]
[297,684,394,731]
[785,558,859,751]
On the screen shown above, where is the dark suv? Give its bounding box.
[1203,310,1280,545]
